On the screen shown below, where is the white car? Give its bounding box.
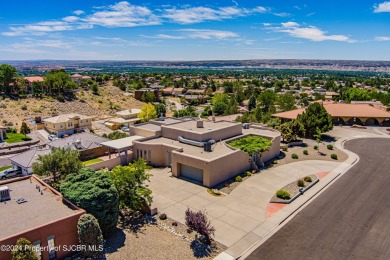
[0,168,22,180]
[48,134,58,141]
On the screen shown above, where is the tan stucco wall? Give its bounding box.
[129,126,161,138]
[171,148,251,187]
[161,123,242,142]
[260,135,281,163]
[133,141,181,167]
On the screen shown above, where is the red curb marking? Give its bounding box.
[316,171,330,180]
[266,203,287,219]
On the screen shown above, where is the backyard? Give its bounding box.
[82,158,103,166]
[0,165,12,172]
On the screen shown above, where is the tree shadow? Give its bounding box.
[322,134,336,142]
[190,239,216,258]
[103,227,126,254]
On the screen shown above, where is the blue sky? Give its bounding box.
[0,1,389,60]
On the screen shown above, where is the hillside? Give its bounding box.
[0,82,145,127]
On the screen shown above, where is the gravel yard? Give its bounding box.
[105,211,225,260]
[276,138,348,165]
[270,174,319,203]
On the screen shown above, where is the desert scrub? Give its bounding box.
[276,189,291,200]
[291,153,299,159]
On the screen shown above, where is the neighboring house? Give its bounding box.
[105,109,141,130]
[9,148,51,175]
[44,114,92,137]
[10,133,110,174]
[48,132,110,160]
[134,88,160,101]
[0,126,6,142]
[162,87,174,96]
[24,76,44,94]
[130,118,281,187]
[272,103,390,126]
[184,94,206,104]
[71,74,92,84]
[0,175,85,260]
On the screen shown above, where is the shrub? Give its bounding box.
[297,179,305,187]
[159,213,167,220]
[304,176,312,182]
[314,145,318,150]
[291,153,299,159]
[61,168,119,235]
[185,208,215,244]
[273,160,278,164]
[245,171,252,177]
[77,214,104,258]
[57,94,65,102]
[303,149,309,155]
[21,104,27,110]
[235,176,243,182]
[281,146,288,152]
[172,222,178,226]
[11,237,39,260]
[331,154,338,160]
[276,189,291,200]
[327,144,334,150]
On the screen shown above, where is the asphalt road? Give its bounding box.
[247,138,390,260]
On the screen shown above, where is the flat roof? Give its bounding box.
[101,135,144,150]
[149,118,185,125]
[141,137,235,160]
[0,177,82,240]
[163,120,239,133]
[132,123,162,132]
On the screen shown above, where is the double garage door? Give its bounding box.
[180,164,203,184]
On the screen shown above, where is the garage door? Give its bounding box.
[180,164,203,184]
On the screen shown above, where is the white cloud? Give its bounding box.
[73,10,85,16]
[162,5,268,24]
[376,36,390,41]
[2,1,160,36]
[374,2,390,12]
[274,12,291,17]
[270,22,355,43]
[148,29,239,40]
[63,16,80,22]
[12,39,72,49]
[84,1,160,27]
[2,22,74,36]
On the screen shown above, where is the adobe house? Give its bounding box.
[0,175,85,260]
[43,114,92,137]
[131,118,281,187]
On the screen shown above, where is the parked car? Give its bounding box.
[121,126,130,132]
[0,168,22,180]
[48,134,58,141]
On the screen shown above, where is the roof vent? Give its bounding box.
[16,197,27,204]
[73,140,82,149]
[0,186,11,202]
[197,120,204,128]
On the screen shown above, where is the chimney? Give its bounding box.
[196,120,204,128]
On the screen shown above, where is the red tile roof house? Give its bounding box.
[272,103,390,126]
[24,76,44,94]
[0,175,85,260]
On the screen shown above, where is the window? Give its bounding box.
[32,241,42,259]
[47,236,56,260]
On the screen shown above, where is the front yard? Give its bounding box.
[3,133,32,143]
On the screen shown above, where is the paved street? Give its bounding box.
[247,138,390,260]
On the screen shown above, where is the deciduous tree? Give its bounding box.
[138,103,157,122]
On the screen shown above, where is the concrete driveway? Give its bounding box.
[149,160,340,248]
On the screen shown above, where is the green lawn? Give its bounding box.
[4,133,32,144]
[228,135,272,155]
[83,158,103,166]
[0,165,12,172]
